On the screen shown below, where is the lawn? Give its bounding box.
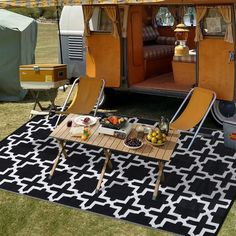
[0,23,235,236]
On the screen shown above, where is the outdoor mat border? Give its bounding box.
[0,113,236,235]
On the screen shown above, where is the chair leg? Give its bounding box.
[55,114,62,128]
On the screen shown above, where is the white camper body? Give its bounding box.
[59,6,86,79]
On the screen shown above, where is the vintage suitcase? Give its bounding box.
[19,64,67,89]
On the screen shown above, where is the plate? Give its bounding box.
[145,137,165,146]
[100,116,127,130]
[123,138,143,150]
[74,115,97,126]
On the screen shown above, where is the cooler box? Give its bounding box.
[223,118,236,150]
[19,64,67,89]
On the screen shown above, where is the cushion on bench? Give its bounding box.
[156,36,176,45]
[143,25,159,42]
[144,45,175,59]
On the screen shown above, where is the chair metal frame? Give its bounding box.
[170,87,217,150]
[55,76,105,128]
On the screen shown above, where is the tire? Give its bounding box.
[211,100,236,125]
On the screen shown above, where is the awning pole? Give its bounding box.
[56,1,63,64]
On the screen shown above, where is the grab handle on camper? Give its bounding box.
[228,51,235,63]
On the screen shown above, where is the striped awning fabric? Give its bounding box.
[0,0,164,8]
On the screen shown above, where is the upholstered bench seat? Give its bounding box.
[142,24,176,77]
[144,45,175,59]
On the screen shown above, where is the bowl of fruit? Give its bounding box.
[145,127,167,146]
[123,137,143,149]
[100,116,127,130]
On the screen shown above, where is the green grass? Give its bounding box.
[0,23,235,236]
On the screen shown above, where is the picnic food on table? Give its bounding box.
[124,137,142,147]
[101,116,127,129]
[146,128,167,145]
[104,116,124,125]
[81,127,90,141]
[82,117,91,125]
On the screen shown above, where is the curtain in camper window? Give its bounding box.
[194,6,207,42]
[218,6,233,43]
[168,6,178,26]
[83,5,94,37]
[152,6,160,26]
[104,6,119,38]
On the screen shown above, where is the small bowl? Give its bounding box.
[123,138,143,150]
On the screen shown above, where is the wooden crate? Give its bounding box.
[172,61,196,86]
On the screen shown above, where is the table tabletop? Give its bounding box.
[50,114,179,161]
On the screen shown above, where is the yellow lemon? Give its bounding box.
[151,137,157,143]
[147,134,152,141]
[157,139,163,145]
[155,128,160,134]
[156,133,162,140]
[152,132,157,137]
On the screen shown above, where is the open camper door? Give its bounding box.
[85,6,121,88]
[198,5,235,101]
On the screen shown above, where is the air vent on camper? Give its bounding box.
[68,36,83,60]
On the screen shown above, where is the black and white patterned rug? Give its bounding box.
[0,115,235,236]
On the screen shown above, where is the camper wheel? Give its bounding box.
[211,100,236,125]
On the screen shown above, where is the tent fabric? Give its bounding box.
[0,9,37,101]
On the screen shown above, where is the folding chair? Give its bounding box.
[170,87,216,150]
[55,76,105,127]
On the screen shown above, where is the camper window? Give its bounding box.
[183,7,196,26]
[89,7,112,33]
[202,8,227,36]
[156,7,174,26]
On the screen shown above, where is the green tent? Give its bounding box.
[0,9,37,101]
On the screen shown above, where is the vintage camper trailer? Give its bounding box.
[68,0,236,125]
[59,6,86,79]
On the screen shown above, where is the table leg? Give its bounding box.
[49,141,67,179]
[152,160,165,200]
[96,149,112,193]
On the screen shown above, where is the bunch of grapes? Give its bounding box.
[125,137,142,147]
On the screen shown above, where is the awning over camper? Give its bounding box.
[1,0,234,7]
[0,0,165,8]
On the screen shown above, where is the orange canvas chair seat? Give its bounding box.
[170,87,216,149]
[55,76,105,127]
[65,77,104,115]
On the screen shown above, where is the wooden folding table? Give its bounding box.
[50,114,179,200]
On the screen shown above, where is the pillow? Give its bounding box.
[142,25,159,42]
[156,36,176,45]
